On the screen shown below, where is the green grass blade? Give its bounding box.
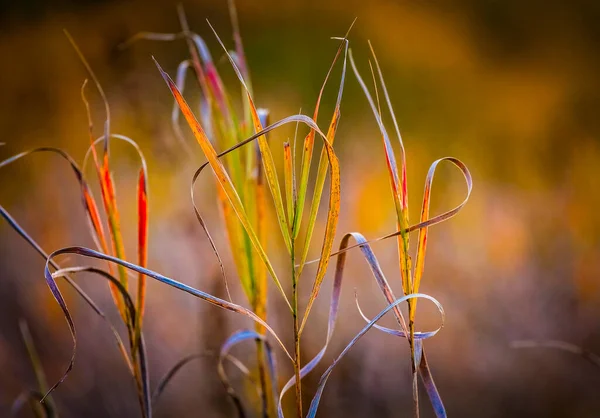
[154,58,292,311]
[208,21,292,254]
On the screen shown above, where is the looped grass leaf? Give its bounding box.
[187,112,339,313]
[219,329,278,418]
[155,58,293,311]
[306,293,444,417]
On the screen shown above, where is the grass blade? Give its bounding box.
[283,142,295,226]
[43,245,293,362]
[306,293,444,418]
[154,57,292,311]
[208,21,292,253]
[293,28,353,240]
[0,206,134,376]
[11,391,55,418]
[135,167,149,351]
[18,320,56,415]
[412,158,472,318]
[218,329,278,418]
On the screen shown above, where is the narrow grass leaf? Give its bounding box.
[135,167,149,350]
[43,245,293,362]
[294,30,352,239]
[208,21,292,253]
[154,58,292,310]
[11,391,54,418]
[306,293,444,418]
[0,207,134,378]
[218,329,278,418]
[283,142,295,226]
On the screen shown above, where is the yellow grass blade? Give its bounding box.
[283,141,295,226]
[208,21,292,254]
[154,58,292,312]
[294,34,351,239]
[296,38,349,285]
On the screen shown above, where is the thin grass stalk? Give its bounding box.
[254,111,273,418]
[291,237,302,418]
[66,32,147,416]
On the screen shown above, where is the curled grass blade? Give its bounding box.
[154,58,292,311]
[51,266,151,418]
[306,293,444,418]
[0,207,134,378]
[43,245,293,364]
[354,294,438,339]
[218,329,278,418]
[301,157,472,267]
[278,230,412,417]
[188,114,339,314]
[412,158,472,319]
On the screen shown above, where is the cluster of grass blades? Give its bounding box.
[0,3,473,418]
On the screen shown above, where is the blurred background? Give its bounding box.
[1,0,600,417]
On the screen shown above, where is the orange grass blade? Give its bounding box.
[135,167,149,347]
[154,58,292,311]
[80,80,127,318]
[411,157,472,321]
[296,37,349,280]
[254,137,268,320]
[298,39,348,334]
[208,21,292,253]
[349,48,411,295]
[292,19,356,241]
[188,113,340,324]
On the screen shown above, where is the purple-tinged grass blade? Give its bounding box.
[188,113,338,301]
[48,266,151,417]
[42,246,293,363]
[0,207,135,379]
[306,293,443,418]
[219,329,278,418]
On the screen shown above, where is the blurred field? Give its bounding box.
[1,0,600,417]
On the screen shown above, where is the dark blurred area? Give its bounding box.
[2,0,600,417]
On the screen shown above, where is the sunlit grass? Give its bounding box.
[0,3,474,418]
